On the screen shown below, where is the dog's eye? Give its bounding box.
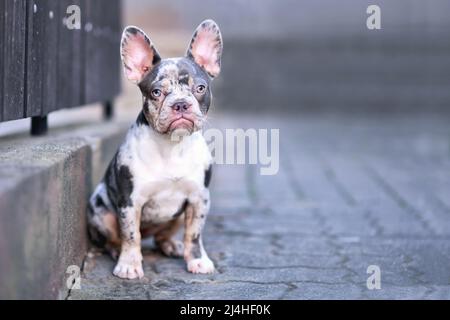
[151,89,161,98]
[196,84,206,94]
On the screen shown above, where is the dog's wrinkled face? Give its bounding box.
[138,58,211,135]
[120,20,222,136]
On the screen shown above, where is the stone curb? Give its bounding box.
[0,120,128,299]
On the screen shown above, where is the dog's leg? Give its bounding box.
[113,206,144,279]
[88,185,121,259]
[184,191,215,274]
[154,218,184,257]
[88,209,121,259]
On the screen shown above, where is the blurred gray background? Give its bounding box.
[74,0,450,300]
[124,0,450,112]
[2,0,450,299]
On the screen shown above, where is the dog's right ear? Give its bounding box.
[120,26,161,84]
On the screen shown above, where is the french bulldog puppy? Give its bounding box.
[87,20,222,279]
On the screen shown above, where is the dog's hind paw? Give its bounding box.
[158,239,184,258]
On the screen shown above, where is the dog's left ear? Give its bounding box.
[121,26,161,84]
[186,19,223,78]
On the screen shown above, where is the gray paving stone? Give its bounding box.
[283,284,364,300]
[71,113,450,299]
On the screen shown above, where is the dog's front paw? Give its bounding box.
[113,252,144,279]
[187,257,215,274]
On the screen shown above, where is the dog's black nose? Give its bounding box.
[171,101,190,113]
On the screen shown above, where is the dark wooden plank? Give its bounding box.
[41,0,59,116]
[84,0,102,104]
[98,0,111,102]
[2,0,27,121]
[84,0,121,104]
[77,0,88,106]
[0,0,5,121]
[56,0,83,112]
[25,0,44,117]
[25,0,59,117]
[109,0,122,99]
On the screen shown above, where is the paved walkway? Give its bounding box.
[70,112,450,299]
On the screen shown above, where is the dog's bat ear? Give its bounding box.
[186,19,223,78]
[121,26,161,84]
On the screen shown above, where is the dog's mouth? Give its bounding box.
[168,116,195,131]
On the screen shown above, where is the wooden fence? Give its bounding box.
[0,0,122,134]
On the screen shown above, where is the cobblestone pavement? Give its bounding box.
[70,112,450,299]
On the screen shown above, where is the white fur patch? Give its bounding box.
[187,256,215,274]
[118,126,212,225]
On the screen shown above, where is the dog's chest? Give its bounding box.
[135,158,202,224]
[121,128,211,224]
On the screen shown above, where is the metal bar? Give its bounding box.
[103,101,114,120]
[30,115,48,135]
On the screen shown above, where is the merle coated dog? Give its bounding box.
[87,20,222,279]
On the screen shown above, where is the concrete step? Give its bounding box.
[0,106,130,299]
